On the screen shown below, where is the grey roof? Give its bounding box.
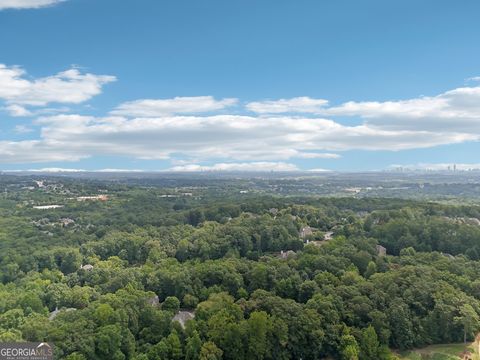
[146,295,160,306]
[172,310,195,329]
[49,307,76,320]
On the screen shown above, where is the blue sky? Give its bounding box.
[1,0,480,172]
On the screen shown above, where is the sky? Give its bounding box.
[1,0,480,172]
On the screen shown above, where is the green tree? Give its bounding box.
[364,261,377,279]
[455,304,480,344]
[207,310,245,360]
[163,331,183,360]
[0,329,23,341]
[162,296,181,313]
[339,330,360,360]
[387,301,415,350]
[185,330,202,360]
[359,326,380,360]
[94,303,117,326]
[199,342,223,360]
[183,294,199,308]
[55,249,82,274]
[147,340,169,360]
[95,325,125,360]
[0,309,25,329]
[298,280,319,303]
[245,311,269,360]
[64,353,87,360]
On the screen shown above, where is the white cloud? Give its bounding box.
[466,77,480,82]
[3,81,480,166]
[2,168,146,173]
[0,0,64,10]
[295,152,341,159]
[0,140,88,163]
[27,167,86,172]
[308,168,332,172]
[246,97,328,114]
[13,125,33,133]
[1,112,474,164]
[111,96,238,117]
[5,104,33,117]
[167,162,299,172]
[96,168,145,173]
[0,65,115,115]
[321,85,480,132]
[244,85,480,135]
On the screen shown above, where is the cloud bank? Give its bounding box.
[1,112,472,164]
[2,64,480,171]
[168,162,299,172]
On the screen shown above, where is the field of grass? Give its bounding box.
[397,343,474,360]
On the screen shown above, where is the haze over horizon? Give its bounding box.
[1,0,480,172]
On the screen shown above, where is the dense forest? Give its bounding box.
[1,175,480,359]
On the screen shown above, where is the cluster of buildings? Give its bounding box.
[74,195,109,201]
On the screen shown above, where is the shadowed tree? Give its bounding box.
[455,304,480,344]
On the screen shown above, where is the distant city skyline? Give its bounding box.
[1,0,480,171]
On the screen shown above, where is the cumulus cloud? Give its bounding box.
[3,79,480,167]
[5,104,33,117]
[167,162,299,172]
[244,86,480,134]
[0,64,115,115]
[321,85,480,132]
[0,0,64,10]
[246,97,328,114]
[1,112,474,164]
[111,96,238,117]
